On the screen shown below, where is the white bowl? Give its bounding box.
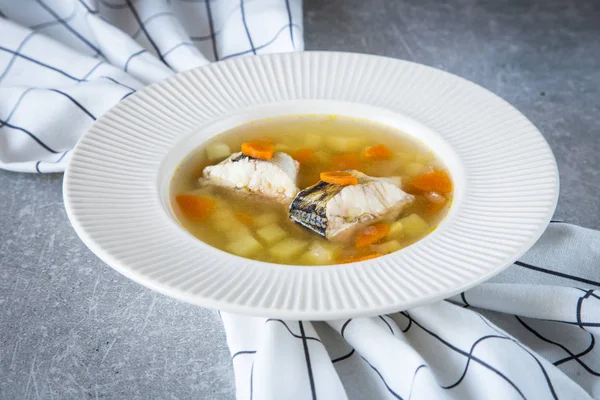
[63,52,558,320]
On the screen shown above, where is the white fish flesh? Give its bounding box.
[289,170,414,241]
[202,152,300,202]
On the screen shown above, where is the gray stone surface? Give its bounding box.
[1,1,599,399]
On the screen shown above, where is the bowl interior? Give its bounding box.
[158,99,466,257]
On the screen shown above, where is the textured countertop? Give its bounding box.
[1,1,599,398]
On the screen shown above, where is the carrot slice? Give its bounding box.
[320,171,358,186]
[427,201,447,214]
[411,170,453,193]
[422,192,448,214]
[341,253,383,263]
[363,144,392,160]
[176,195,216,221]
[235,212,253,225]
[291,148,314,164]
[355,223,391,248]
[241,141,274,160]
[330,154,360,170]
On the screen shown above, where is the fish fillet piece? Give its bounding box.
[289,170,414,241]
[202,152,300,202]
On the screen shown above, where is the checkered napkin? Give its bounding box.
[2,2,599,400]
[222,223,600,400]
[0,0,302,172]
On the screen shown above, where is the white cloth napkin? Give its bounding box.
[0,0,303,172]
[2,2,599,399]
[222,222,600,400]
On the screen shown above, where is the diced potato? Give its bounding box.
[304,133,322,148]
[303,241,336,264]
[399,213,429,237]
[227,235,263,257]
[372,240,402,254]
[325,136,364,153]
[415,152,434,164]
[274,143,292,153]
[366,161,397,178]
[225,226,252,241]
[269,238,309,260]
[256,223,288,245]
[313,151,331,165]
[394,152,415,162]
[403,162,427,178]
[253,212,280,227]
[205,143,231,162]
[211,210,246,232]
[387,220,404,238]
[275,133,298,147]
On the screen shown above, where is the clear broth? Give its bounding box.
[171,115,452,265]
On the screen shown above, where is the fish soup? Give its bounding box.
[170,115,453,265]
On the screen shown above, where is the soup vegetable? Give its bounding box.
[171,115,453,266]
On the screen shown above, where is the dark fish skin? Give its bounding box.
[231,154,253,162]
[289,180,344,237]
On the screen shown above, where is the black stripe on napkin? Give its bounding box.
[0,32,38,82]
[479,315,558,399]
[577,290,594,329]
[220,23,300,60]
[35,0,101,55]
[48,89,96,120]
[361,356,403,400]
[461,292,471,308]
[0,119,59,154]
[231,350,256,362]
[98,0,127,9]
[379,316,395,334]
[162,42,194,58]
[205,0,219,60]
[579,289,600,301]
[82,61,103,80]
[0,45,83,82]
[399,312,412,333]
[266,319,322,342]
[340,319,352,338]
[99,76,136,92]
[284,0,295,48]
[299,322,317,400]
[331,349,355,363]
[554,334,595,367]
[124,50,147,72]
[132,12,175,39]
[249,362,254,400]
[441,334,511,389]
[515,261,600,287]
[120,91,135,101]
[516,316,600,376]
[35,151,70,172]
[125,0,165,62]
[407,365,427,400]
[240,0,256,55]
[0,88,34,125]
[404,313,527,399]
[77,0,98,14]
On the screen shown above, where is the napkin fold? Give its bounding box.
[2,2,598,399]
[222,223,600,400]
[0,0,303,172]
